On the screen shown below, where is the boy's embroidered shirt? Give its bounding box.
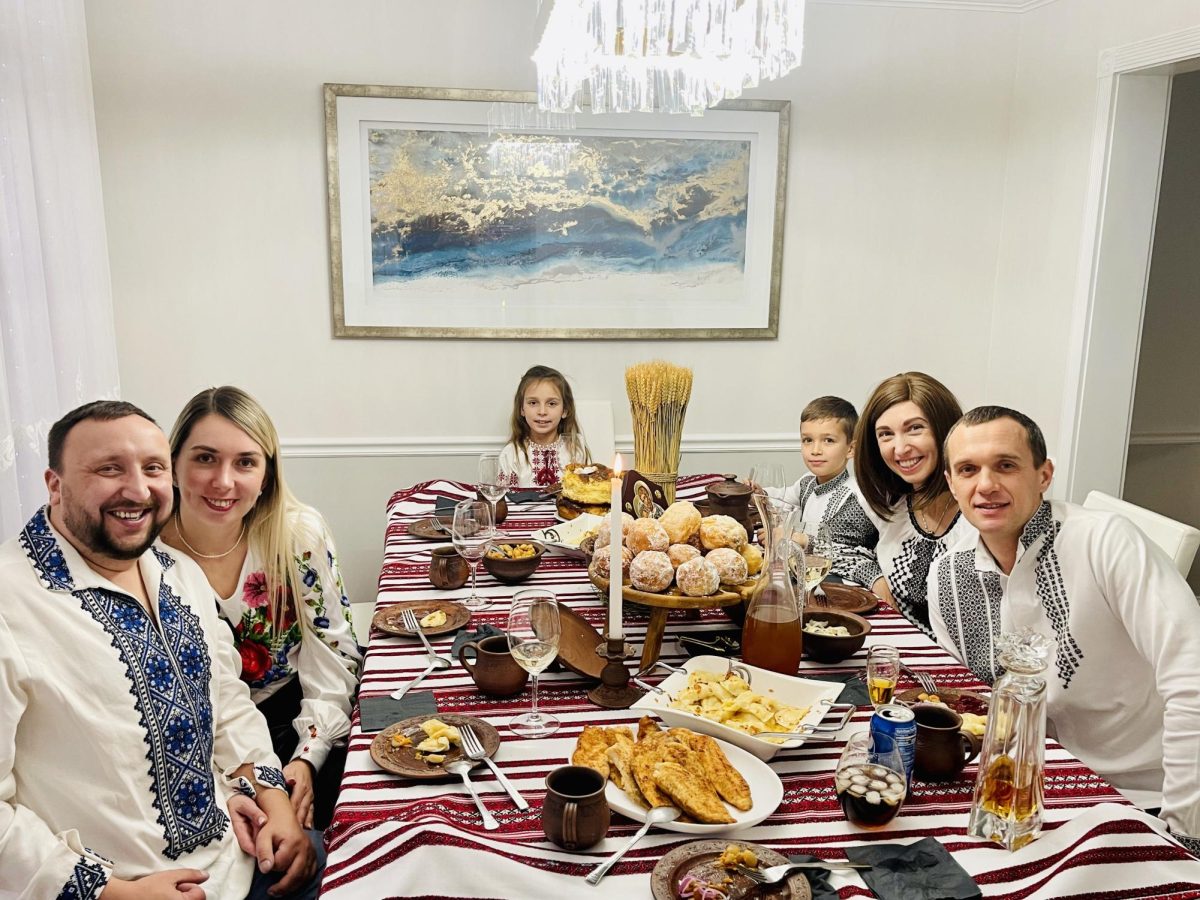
[927,500,1200,844]
[0,509,284,898]
[767,469,882,588]
[214,506,362,773]
[498,436,586,488]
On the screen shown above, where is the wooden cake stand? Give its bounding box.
[588,571,755,669]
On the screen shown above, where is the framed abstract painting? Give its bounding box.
[325,84,789,339]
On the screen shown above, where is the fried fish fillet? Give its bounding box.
[637,715,661,741]
[690,733,752,811]
[631,734,674,808]
[572,726,612,779]
[606,741,647,807]
[653,761,734,824]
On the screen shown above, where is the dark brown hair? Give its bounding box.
[507,365,589,464]
[48,400,156,472]
[853,372,963,520]
[947,406,1048,468]
[801,396,858,442]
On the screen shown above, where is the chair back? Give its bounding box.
[1082,491,1200,577]
[574,399,615,464]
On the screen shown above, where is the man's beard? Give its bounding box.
[61,496,168,561]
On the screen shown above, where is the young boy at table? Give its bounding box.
[765,396,881,587]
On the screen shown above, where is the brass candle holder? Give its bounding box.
[588,635,643,709]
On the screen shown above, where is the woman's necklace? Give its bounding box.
[914,495,955,535]
[174,512,246,560]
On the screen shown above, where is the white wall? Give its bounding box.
[85,0,1022,603]
[1125,69,1200,589]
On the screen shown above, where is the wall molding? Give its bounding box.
[813,0,1059,12]
[280,432,798,459]
[1128,431,1200,447]
[1099,25,1200,77]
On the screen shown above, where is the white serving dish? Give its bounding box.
[532,513,604,558]
[632,655,847,761]
[604,736,783,835]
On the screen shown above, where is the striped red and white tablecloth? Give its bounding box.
[320,476,1200,899]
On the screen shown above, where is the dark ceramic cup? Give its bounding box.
[458,634,528,697]
[913,702,982,782]
[542,765,610,850]
[429,545,470,590]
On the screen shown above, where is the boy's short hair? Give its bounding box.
[801,396,858,441]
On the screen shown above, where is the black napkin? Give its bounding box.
[507,489,543,503]
[450,623,505,657]
[434,496,458,514]
[358,692,438,734]
[845,837,980,900]
[785,855,839,900]
[820,671,872,708]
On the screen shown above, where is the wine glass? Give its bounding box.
[507,588,561,738]
[791,521,834,592]
[866,644,901,708]
[477,453,507,534]
[834,731,906,829]
[747,463,786,496]
[452,499,494,611]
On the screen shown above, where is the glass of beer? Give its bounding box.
[867,644,900,707]
[835,731,906,829]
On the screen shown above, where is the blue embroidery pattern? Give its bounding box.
[55,855,108,900]
[78,579,226,858]
[19,508,73,591]
[254,764,289,793]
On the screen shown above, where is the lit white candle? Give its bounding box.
[609,454,624,640]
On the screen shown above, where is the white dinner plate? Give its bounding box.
[604,737,783,835]
[532,513,604,558]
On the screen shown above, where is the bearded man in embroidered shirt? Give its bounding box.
[927,405,1200,856]
[0,401,320,898]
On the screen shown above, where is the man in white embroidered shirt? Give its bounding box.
[928,405,1200,856]
[0,401,320,898]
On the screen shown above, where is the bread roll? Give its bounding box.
[667,543,702,568]
[699,515,748,551]
[738,543,764,576]
[627,517,669,555]
[706,547,749,585]
[658,500,701,545]
[592,544,633,580]
[630,550,674,592]
[675,557,720,597]
[596,512,635,550]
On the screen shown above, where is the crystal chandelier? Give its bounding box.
[533,0,805,116]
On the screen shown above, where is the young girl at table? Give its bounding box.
[498,365,591,487]
[853,372,974,638]
[160,385,361,831]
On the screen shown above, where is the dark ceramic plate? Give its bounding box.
[650,840,811,900]
[370,714,500,780]
[407,517,454,542]
[372,600,471,637]
[896,686,990,717]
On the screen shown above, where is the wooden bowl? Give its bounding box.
[482,540,546,584]
[801,608,871,663]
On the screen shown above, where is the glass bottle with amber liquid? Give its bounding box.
[968,629,1050,851]
[741,493,803,675]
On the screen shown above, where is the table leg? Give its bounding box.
[641,608,669,669]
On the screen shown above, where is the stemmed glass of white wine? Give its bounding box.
[452,499,494,611]
[793,521,835,592]
[507,588,561,738]
[477,453,506,535]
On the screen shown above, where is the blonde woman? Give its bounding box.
[161,386,361,830]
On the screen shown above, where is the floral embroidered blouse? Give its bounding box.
[498,436,587,487]
[215,506,362,773]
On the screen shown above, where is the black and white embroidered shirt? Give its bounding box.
[0,509,286,898]
[767,469,882,587]
[867,497,974,639]
[927,500,1200,844]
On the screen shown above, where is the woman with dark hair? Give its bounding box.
[854,372,974,637]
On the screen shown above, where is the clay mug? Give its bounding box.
[542,765,610,850]
[913,702,982,781]
[428,546,470,590]
[458,634,528,697]
[476,491,509,524]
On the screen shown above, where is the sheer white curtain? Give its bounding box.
[0,0,120,535]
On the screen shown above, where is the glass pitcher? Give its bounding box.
[741,495,803,675]
[967,628,1050,850]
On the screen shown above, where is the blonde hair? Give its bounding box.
[170,386,313,631]
[507,365,590,465]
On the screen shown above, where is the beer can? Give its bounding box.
[870,703,916,783]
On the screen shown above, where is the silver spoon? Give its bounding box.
[390,654,452,700]
[586,806,680,885]
[445,757,500,830]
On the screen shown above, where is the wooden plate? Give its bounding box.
[372,600,471,637]
[370,714,501,780]
[807,582,879,615]
[554,604,607,681]
[588,568,751,608]
[896,686,990,717]
[650,840,811,900]
[407,517,453,542]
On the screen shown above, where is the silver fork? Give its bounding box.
[460,725,528,811]
[737,860,871,884]
[401,608,437,657]
[903,663,939,695]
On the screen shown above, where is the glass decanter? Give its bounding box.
[741,494,803,675]
[967,628,1050,850]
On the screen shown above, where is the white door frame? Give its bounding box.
[1059,26,1200,502]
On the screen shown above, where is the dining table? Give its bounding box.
[319,475,1200,899]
